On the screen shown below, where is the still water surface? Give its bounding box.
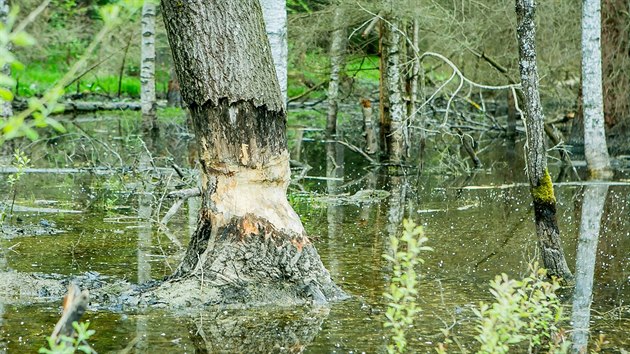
[0,120,629,352]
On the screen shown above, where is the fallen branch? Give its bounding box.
[336,140,377,165]
[50,284,89,346]
[12,99,141,114]
[167,188,201,199]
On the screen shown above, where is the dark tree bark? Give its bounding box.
[161,0,345,305]
[515,0,573,280]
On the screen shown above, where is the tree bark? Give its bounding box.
[0,0,12,118]
[515,0,573,280]
[385,15,405,164]
[378,20,390,157]
[140,1,157,134]
[582,0,612,177]
[260,0,288,104]
[326,4,347,135]
[161,0,345,305]
[405,19,420,155]
[361,98,378,154]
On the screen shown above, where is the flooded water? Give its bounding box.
[1,113,630,352]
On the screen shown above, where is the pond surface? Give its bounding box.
[1,114,629,353]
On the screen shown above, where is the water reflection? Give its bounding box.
[136,153,154,351]
[571,183,609,353]
[186,307,329,353]
[326,141,344,275]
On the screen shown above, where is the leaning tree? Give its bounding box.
[160,0,345,304]
[515,0,573,280]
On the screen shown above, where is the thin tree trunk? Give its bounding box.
[378,20,390,157]
[406,19,420,156]
[361,98,378,154]
[326,5,347,135]
[260,0,288,104]
[0,0,12,118]
[582,0,612,177]
[385,16,405,164]
[140,1,157,134]
[515,0,573,280]
[568,85,585,156]
[161,0,345,305]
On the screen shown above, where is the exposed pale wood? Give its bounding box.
[50,284,89,346]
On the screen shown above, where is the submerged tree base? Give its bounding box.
[150,214,348,308]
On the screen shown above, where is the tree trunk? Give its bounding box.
[515,0,573,280]
[378,20,390,157]
[506,90,517,139]
[140,1,157,134]
[161,0,345,305]
[568,85,585,157]
[260,0,288,104]
[385,15,405,164]
[326,4,347,135]
[0,0,12,118]
[361,98,378,154]
[405,19,420,156]
[582,0,612,177]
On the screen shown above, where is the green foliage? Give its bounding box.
[473,264,569,354]
[39,321,96,354]
[383,219,433,354]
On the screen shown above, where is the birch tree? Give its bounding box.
[326,4,347,135]
[0,0,12,118]
[260,0,288,103]
[385,15,405,164]
[515,0,572,280]
[140,0,157,133]
[582,0,612,177]
[161,0,345,305]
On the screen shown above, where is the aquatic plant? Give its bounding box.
[383,219,432,353]
[0,148,30,226]
[38,321,96,354]
[473,263,569,354]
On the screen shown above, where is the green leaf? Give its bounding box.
[11,31,36,46]
[0,87,13,101]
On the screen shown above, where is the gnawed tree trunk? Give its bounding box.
[582,0,612,177]
[385,15,405,164]
[0,0,12,118]
[161,0,345,305]
[326,4,347,135]
[515,0,573,280]
[260,0,288,104]
[140,0,157,134]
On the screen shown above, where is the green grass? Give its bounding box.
[12,61,171,99]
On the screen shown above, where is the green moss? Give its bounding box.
[531,169,556,204]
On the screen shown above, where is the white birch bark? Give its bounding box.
[260,0,288,104]
[386,17,405,164]
[140,1,157,130]
[0,0,12,118]
[326,5,347,134]
[582,0,612,177]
